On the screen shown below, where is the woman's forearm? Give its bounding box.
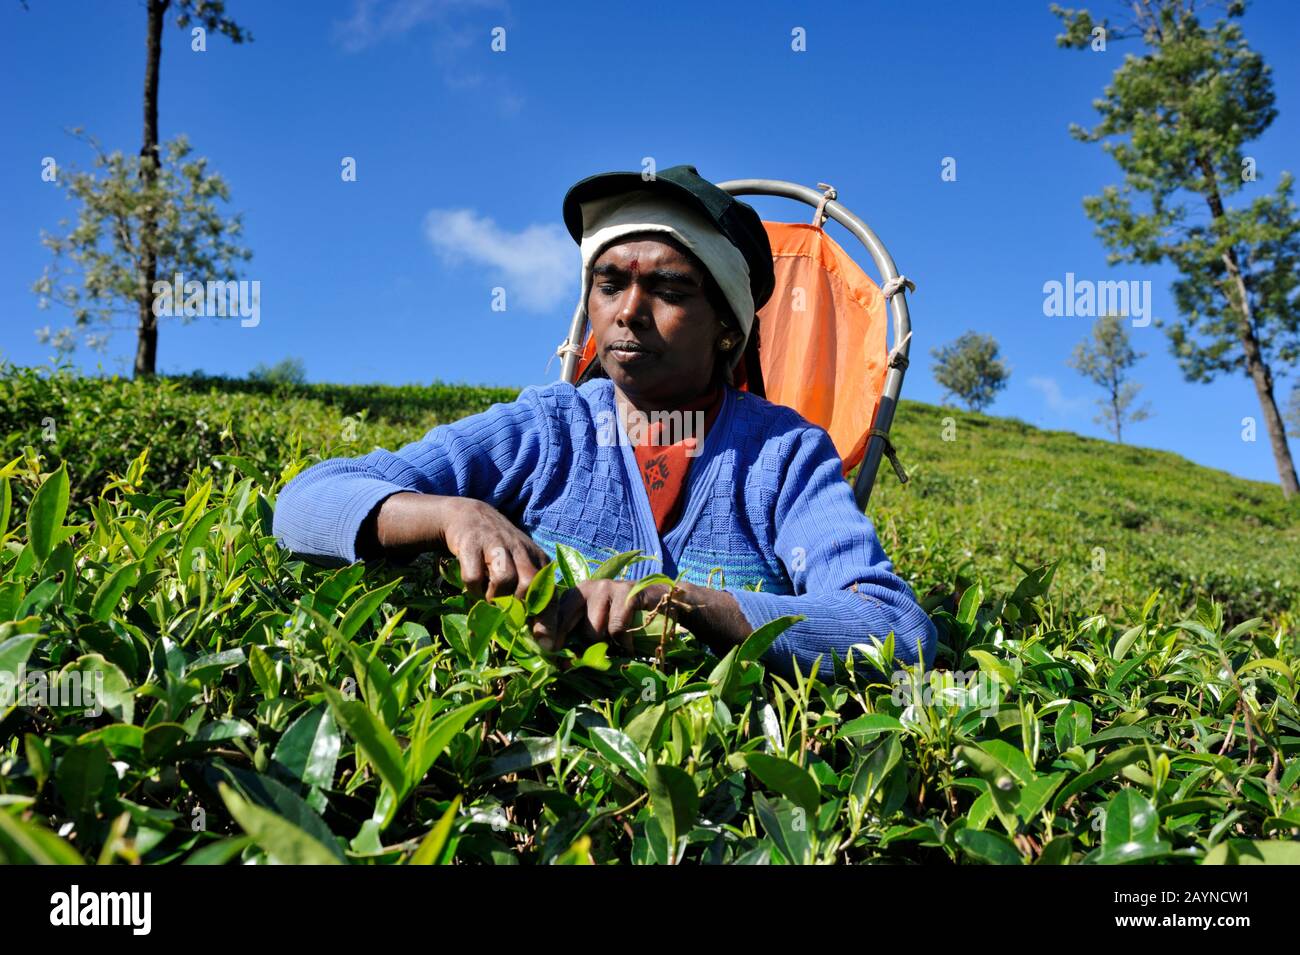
[361,492,453,560]
[727,585,938,680]
[666,581,753,656]
[360,499,757,652]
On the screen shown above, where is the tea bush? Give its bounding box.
[872,401,1300,628]
[0,363,516,517]
[1,364,1298,864]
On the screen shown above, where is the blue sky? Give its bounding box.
[2,0,1298,486]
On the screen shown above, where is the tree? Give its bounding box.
[931,331,1011,412]
[1286,382,1300,439]
[250,357,307,386]
[35,133,251,367]
[133,0,250,376]
[33,0,251,375]
[1069,313,1153,443]
[1053,0,1300,496]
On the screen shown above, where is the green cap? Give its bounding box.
[562,164,775,311]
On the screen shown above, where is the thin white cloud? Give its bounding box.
[334,0,504,52]
[1028,376,1089,416]
[334,1,523,115]
[423,208,574,312]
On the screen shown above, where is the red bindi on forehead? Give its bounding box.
[626,258,638,276]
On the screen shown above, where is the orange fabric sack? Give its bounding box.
[756,221,889,475]
[571,220,889,476]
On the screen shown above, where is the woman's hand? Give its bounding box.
[535,579,668,653]
[372,494,754,659]
[375,493,550,602]
[534,578,754,657]
[377,492,563,642]
[437,498,553,603]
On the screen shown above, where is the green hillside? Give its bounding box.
[876,399,1300,630]
[6,364,1293,632]
[2,365,1298,865]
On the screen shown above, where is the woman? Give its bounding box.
[272,164,937,680]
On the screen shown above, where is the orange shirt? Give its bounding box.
[630,385,726,533]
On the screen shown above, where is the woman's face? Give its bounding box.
[587,236,730,408]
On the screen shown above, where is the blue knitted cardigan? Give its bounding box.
[271,377,937,679]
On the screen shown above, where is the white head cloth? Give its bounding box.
[569,189,755,376]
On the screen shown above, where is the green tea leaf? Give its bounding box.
[27,463,69,562]
[55,742,109,815]
[738,615,804,663]
[524,562,556,615]
[182,836,254,865]
[0,809,84,865]
[742,752,820,815]
[1236,657,1294,685]
[624,702,666,753]
[410,795,461,865]
[218,783,343,865]
[1053,701,1092,751]
[484,736,559,778]
[957,582,984,627]
[836,713,905,740]
[575,642,611,671]
[89,562,140,622]
[1053,745,1154,811]
[955,828,1022,865]
[957,743,1022,832]
[0,634,43,680]
[590,726,647,785]
[1202,839,1300,865]
[646,759,698,863]
[323,684,406,798]
[1111,624,1144,661]
[338,580,400,640]
[58,657,133,722]
[1103,788,1159,849]
[850,734,902,807]
[591,550,649,581]
[555,543,589,587]
[405,696,496,791]
[968,649,1016,687]
[273,705,341,790]
[247,644,281,700]
[178,507,223,580]
[753,793,812,865]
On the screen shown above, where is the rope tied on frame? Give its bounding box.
[811,182,837,228]
[547,339,585,378]
[880,275,915,299]
[887,329,912,371]
[864,427,909,485]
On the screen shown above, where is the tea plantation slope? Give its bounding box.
[0,365,518,516]
[873,399,1300,629]
[1,366,1298,865]
[3,364,1296,632]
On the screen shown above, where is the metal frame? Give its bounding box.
[559,177,912,511]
